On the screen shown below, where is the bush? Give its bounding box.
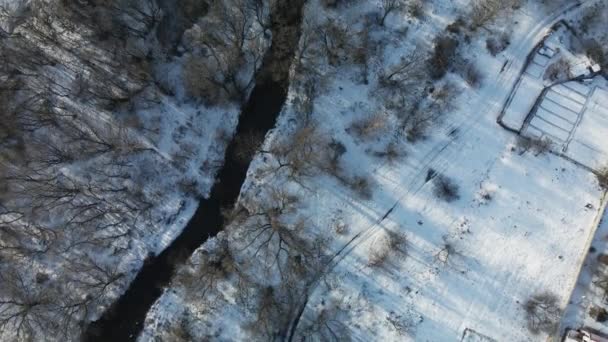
[486,33,510,56]
[585,40,607,69]
[476,188,493,205]
[531,137,552,155]
[524,292,561,334]
[433,174,460,202]
[469,0,520,30]
[428,35,459,79]
[349,112,389,140]
[597,167,608,189]
[368,230,406,266]
[590,306,608,322]
[348,175,373,199]
[463,62,482,88]
[407,0,424,18]
[544,58,571,82]
[516,136,552,155]
[183,56,224,105]
[446,18,466,35]
[328,139,347,176]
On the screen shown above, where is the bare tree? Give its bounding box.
[379,0,404,26]
[175,238,239,298]
[433,174,460,202]
[237,188,311,277]
[469,0,520,30]
[297,295,351,341]
[264,121,338,181]
[368,230,407,267]
[379,50,427,89]
[348,112,389,141]
[182,0,266,104]
[524,292,561,335]
[319,20,350,66]
[0,270,58,341]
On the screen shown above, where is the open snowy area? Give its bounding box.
[1,0,607,341]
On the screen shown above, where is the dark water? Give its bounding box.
[83,1,305,340]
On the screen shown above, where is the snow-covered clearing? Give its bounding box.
[140,0,607,341]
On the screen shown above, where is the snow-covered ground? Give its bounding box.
[561,196,608,337]
[560,78,608,171]
[140,0,608,341]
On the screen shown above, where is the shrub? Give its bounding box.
[463,62,482,88]
[476,188,493,205]
[328,139,347,176]
[368,241,390,266]
[469,0,520,30]
[334,220,348,235]
[349,112,389,140]
[585,40,607,69]
[530,137,552,155]
[486,33,510,56]
[183,56,224,105]
[516,136,552,155]
[348,175,373,199]
[597,167,608,189]
[544,58,572,82]
[368,230,406,266]
[428,35,459,79]
[590,306,608,322]
[379,0,405,26]
[433,174,460,202]
[446,18,466,34]
[524,292,561,334]
[408,0,424,18]
[320,21,351,66]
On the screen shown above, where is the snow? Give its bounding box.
[519,76,608,171]
[561,195,608,335]
[564,82,608,171]
[139,0,608,341]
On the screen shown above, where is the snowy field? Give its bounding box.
[140,0,607,341]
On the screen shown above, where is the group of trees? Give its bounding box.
[0,0,219,339]
[182,0,272,105]
[150,0,555,340]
